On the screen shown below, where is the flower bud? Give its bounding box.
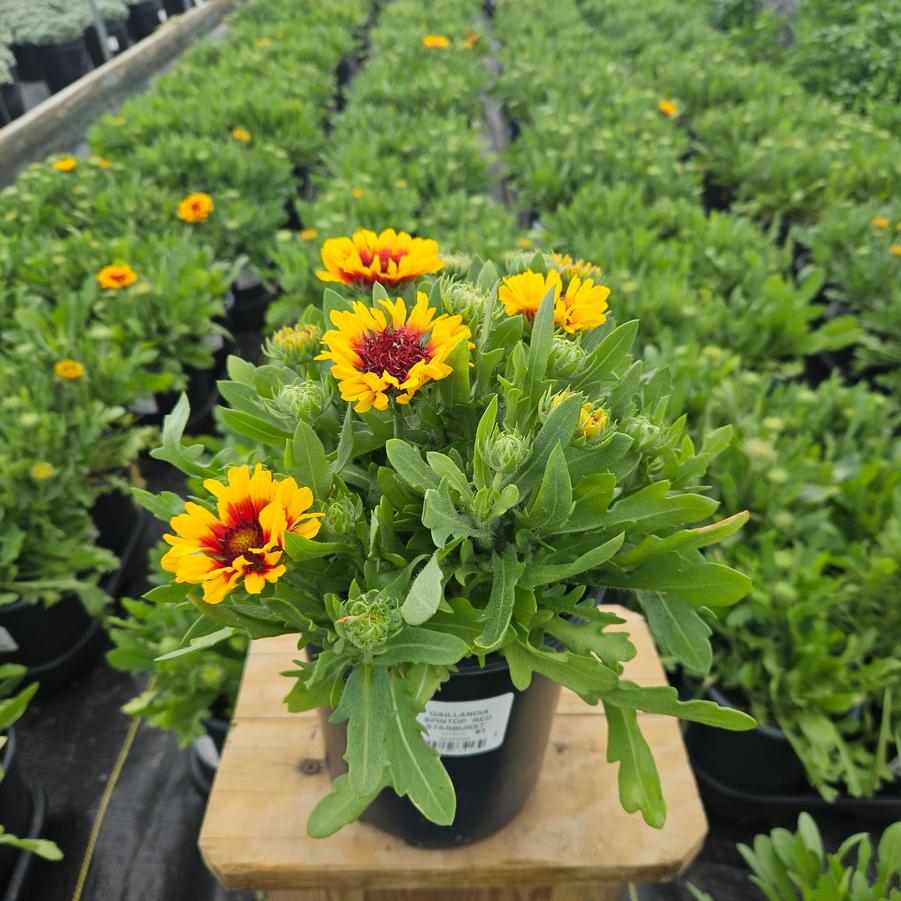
[336,589,400,651]
[485,429,528,474]
[443,281,487,321]
[549,336,587,379]
[439,253,472,277]
[265,323,321,367]
[577,402,609,440]
[275,381,324,420]
[199,663,226,689]
[323,495,359,536]
[503,248,555,275]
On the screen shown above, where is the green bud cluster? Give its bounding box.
[335,590,401,652]
[548,335,587,379]
[323,495,359,536]
[275,380,324,420]
[485,429,529,474]
[442,280,488,321]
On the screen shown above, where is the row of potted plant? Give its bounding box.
[491,0,901,808]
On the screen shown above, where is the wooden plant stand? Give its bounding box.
[199,607,707,900]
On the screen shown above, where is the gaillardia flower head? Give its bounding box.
[178,192,215,223]
[871,216,890,230]
[318,228,443,288]
[553,252,604,282]
[30,462,56,481]
[316,293,471,413]
[658,99,679,118]
[499,269,610,334]
[54,359,86,380]
[52,156,77,172]
[161,464,322,604]
[97,263,138,290]
[231,127,252,143]
[422,34,449,49]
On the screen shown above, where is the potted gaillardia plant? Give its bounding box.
[141,230,754,845]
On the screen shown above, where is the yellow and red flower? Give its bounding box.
[54,359,85,380]
[161,464,322,604]
[658,99,679,118]
[178,192,215,223]
[423,34,449,49]
[316,293,471,413]
[52,156,77,172]
[317,228,443,288]
[463,29,480,49]
[97,263,138,290]
[499,269,610,334]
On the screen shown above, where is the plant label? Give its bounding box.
[417,693,514,757]
[0,627,19,653]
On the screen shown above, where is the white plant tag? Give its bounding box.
[417,693,514,757]
[0,627,19,653]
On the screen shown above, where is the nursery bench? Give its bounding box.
[199,606,707,901]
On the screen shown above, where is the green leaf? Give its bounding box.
[877,821,901,885]
[521,443,572,533]
[638,592,712,675]
[556,473,617,534]
[510,392,581,495]
[544,617,636,667]
[574,320,639,389]
[522,285,555,405]
[473,395,498,490]
[386,439,440,494]
[131,488,183,522]
[331,405,354,474]
[307,772,385,838]
[426,452,473,501]
[385,674,456,825]
[600,483,719,538]
[605,682,756,730]
[401,553,444,625]
[219,408,292,447]
[283,532,344,560]
[376,626,469,665]
[290,419,332,501]
[476,548,525,651]
[520,532,624,589]
[607,552,751,606]
[143,582,191,604]
[0,834,63,861]
[0,682,38,732]
[154,626,236,661]
[333,665,390,796]
[423,482,483,546]
[604,703,666,829]
[616,511,749,567]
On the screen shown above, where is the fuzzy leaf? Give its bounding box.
[638,591,713,675]
[605,682,756,730]
[307,772,385,838]
[401,553,444,625]
[520,532,624,588]
[376,626,469,665]
[521,443,572,534]
[476,549,526,651]
[290,419,331,501]
[386,439,441,494]
[333,665,390,796]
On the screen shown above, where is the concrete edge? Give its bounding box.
[0,0,241,183]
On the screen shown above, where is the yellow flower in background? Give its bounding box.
[272,323,320,356]
[890,244,901,257]
[463,29,480,49]
[318,228,444,288]
[113,117,126,126]
[256,37,272,48]
[299,228,318,240]
[516,236,533,249]
[352,187,364,200]
[97,263,138,289]
[232,127,252,143]
[394,178,408,190]
[553,252,603,281]
[658,99,679,118]
[91,156,113,170]
[177,192,215,223]
[499,269,610,333]
[578,403,608,439]
[52,157,77,172]
[161,464,322,604]
[871,216,890,229]
[316,293,471,413]
[30,462,56,481]
[54,359,85,380]
[423,34,450,49]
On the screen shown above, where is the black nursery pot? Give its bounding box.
[684,684,808,795]
[91,488,144,558]
[227,269,274,335]
[126,1,162,42]
[189,715,230,797]
[36,38,91,94]
[320,658,562,847]
[0,70,25,125]
[0,730,32,888]
[11,44,42,82]
[162,0,190,16]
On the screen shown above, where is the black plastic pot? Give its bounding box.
[227,270,273,334]
[189,715,230,797]
[162,0,190,16]
[84,23,129,68]
[0,594,103,695]
[0,731,31,888]
[91,488,145,559]
[684,684,808,795]
[36,38,91,94]
[0,69,25,125]
[10,44,42,82]
[321,658,562,847]
[126,1,162,42]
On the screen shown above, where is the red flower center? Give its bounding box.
[354,326,431,381]
[111,271,127,282]
[222,521,264,561]
[358,247,408,269]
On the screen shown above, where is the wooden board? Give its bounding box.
[199,607,707,894]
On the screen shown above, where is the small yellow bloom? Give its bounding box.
[272,323,320,357]
[423,34,450,49]
[578,403,608,439]
[553,253,603,281]
[97,264,138,290]
[500,269,610,333]
[30,462,56,481]
[890,244,901,257]
[256,37,272,48]
[316,293,471,413]
[90,156,113,170]
[232,127,252,143]
[658,99,679,118]
[463,30,480,49]
[54,359,85,381]
[871,217,890,229]
[299,228,318,240]
[352,187,364,200]
[177,192,215,223]
[318,228,444,288]
[516,236,533,250]
[161,464,322,604]
[52,157,77,173]
[394,179,408,190]
[113,117,126,126]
